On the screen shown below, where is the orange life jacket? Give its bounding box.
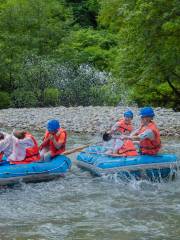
[0,152,3,161]
[117,119,133,134]
[42,128,67,157]
[137,121,161,155]
[118,139,138,157]
[11,133,40,164]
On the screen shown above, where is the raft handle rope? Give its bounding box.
[0,161,67,176]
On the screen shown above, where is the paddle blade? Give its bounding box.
[103,132,112,141]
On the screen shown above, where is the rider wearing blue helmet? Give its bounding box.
[124,110,134,119]
[47,119,60,132]
[39,119,67,161]
[139,107,155,118]
[110,110,134,135]
[131,107,161,155]
[104,110,138,156]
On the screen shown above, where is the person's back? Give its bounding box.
[0,132,14,159]
[9,130,40,164]
[24,132,40,163]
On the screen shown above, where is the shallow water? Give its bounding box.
[0,131,180,240]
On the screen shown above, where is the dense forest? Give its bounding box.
[0,0,179,109]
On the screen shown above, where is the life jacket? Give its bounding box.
[0,152,3,161]
[118,139,138,157]
[137,121,161,155]
[42,128,67,157]
[117,119,133,134]
[11,133,40,164]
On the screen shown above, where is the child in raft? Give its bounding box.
[104,110,138,156]
[110,110,134,135]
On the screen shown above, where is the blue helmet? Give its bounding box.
[47,119,60,132]
[139,107,155,118]
[124,110,133,119]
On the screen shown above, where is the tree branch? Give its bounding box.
[166,75,180,96]
[171,71,180,79]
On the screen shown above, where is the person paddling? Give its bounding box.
[103,110,137,156]
[39,119,67,162]
[127,107,161,155]
[103,110,134,147]
[110,110,134,135]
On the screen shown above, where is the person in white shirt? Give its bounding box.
[8,130,34,162]
[0,132,14,159]
[0,130,34,162]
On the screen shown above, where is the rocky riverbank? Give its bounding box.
[0,106,180,136]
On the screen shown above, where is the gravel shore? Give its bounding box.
[0,106,180,136]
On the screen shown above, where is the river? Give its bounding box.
[0,131,180,240]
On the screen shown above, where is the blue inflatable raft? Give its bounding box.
[0,155,71,186]
[77,146,178,181]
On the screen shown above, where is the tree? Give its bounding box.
[0,0,73,93]
[99,0,180,108]
[65,0,99,27]
[57,28,118,70]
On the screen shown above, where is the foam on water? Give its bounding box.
[0,132,180,240]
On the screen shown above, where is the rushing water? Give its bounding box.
[0,131,180,240]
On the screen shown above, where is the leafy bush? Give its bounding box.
[11,90,38,108]
[43,88,60,106]
[0,91,11,109]
[90,85,120,106]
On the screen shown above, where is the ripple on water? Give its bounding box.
[0,134,179,240]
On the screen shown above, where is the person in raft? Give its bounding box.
[110,110,134,135]
[0,130,40,164]
[129,107,161,155]
[8,130,40,164]
[107,137,138,157]
[39,119,67,162]
[0,132,13,161]
[104,110,137,156]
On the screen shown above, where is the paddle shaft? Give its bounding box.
[63,142,101,155]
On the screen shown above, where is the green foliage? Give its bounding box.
[0,91,11,109]
[0,0,73,94]
[43,88,60,106]
[0,0,179,108]
[90,82,121,106]
[11,89,38,108]
[57,64,107,106]
[15,55,57,92]
[99,0,180,108]
[66,0,99,27]
[57,29,117,70]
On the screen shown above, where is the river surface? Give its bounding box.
[0,131,180,240]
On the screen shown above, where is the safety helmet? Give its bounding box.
[47,119,60,132]
[139,107,155,118]
[124,110,133,119]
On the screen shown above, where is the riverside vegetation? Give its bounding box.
[0,0,179,110]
